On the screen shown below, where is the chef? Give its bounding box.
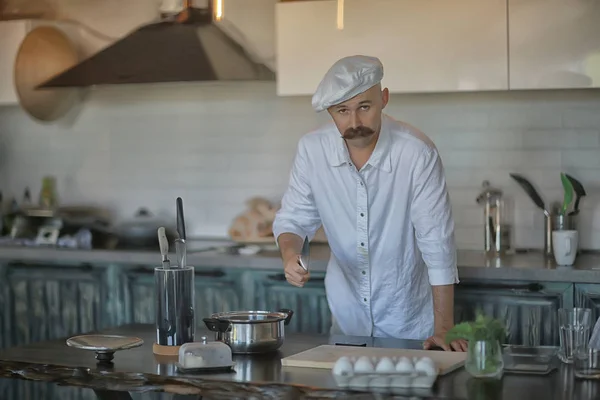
[272,55,467,352]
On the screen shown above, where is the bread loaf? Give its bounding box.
[228,197,277,241]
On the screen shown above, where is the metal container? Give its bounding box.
[203,309,294,354]
[155,266,195,347]
[552,213,578,232]
[476,181,511,254]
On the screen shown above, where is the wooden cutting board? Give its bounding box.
[281,345,466,375]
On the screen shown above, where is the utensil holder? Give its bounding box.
[153,266,195,355]
[553,214,577,232]
[547,214,579,257]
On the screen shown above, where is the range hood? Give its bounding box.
[37,2,275,88]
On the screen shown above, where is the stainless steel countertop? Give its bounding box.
[0,244,600,283]
[0,323,598,399]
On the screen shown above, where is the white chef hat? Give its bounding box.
[311,55,384,112]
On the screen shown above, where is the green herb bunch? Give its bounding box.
[445,311,507,345]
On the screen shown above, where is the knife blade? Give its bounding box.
[175,238,187,269]
[175,197,187,269]
[176,197,186,241]
[298,236,310,271]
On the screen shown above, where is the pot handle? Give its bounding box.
[279,309,294,326]
[203,318,231,332]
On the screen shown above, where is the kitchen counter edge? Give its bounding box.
[0,246,599,283]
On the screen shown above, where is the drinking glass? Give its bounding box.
[465,340,504,379]
[558,307,592,364]
[574,348,600,379]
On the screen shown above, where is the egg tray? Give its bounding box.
[331,355,438,389]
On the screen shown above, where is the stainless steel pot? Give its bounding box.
[202,309,294,354]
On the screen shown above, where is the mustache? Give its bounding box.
[342,126,375,139]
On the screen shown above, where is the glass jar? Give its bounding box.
[465,340,504,379]
[475,180,512,254]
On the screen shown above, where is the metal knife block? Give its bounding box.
[154,266,195,348]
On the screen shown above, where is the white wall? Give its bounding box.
[0,82,599,251]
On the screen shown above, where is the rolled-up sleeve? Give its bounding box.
[410,147,459,286]
[273,137,322,243]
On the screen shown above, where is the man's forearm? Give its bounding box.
[431,284,455,334]
[277,233,304,261]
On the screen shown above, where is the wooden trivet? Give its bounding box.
[153,342,180,356]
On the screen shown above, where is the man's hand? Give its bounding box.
[423,333,467,352]
[284,255,310,287]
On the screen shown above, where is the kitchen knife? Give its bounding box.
[175,197,187,268]
[157,227,171,268]
[175,239,187,269]
[509,173,549,216]
[565,174,586,215]
[298,236,310,271]
[176,197,186,241]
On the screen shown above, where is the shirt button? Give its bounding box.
[363,298,367,302]
[360,242,364,246]
[360,213,364,217]
[362,270,366,275]
[360,182,364,186]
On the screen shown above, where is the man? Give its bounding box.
[272,55,466,352]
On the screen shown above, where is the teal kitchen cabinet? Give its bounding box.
[1,262,108,348]
[248,270,332,334]
[454,280,573,346]
[574,284,600,325]
[122,266,243,327]
[0,379,97,400]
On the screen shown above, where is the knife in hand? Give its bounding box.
[298,236,310,271]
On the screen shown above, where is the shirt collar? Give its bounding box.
[327,115,392,173]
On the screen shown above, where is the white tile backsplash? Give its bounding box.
[0,82,599,250]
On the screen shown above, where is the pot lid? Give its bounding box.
[211,310,289,323]
[116,208,170,234]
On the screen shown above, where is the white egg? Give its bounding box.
[348,375,370,388]
[395,356,414,373]
[332,356,354,377]
[375,357,396,373]
[353,356,374,373]
[417,356,435,366]
[414,358,437,377]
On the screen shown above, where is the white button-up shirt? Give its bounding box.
[273,114,459,340]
